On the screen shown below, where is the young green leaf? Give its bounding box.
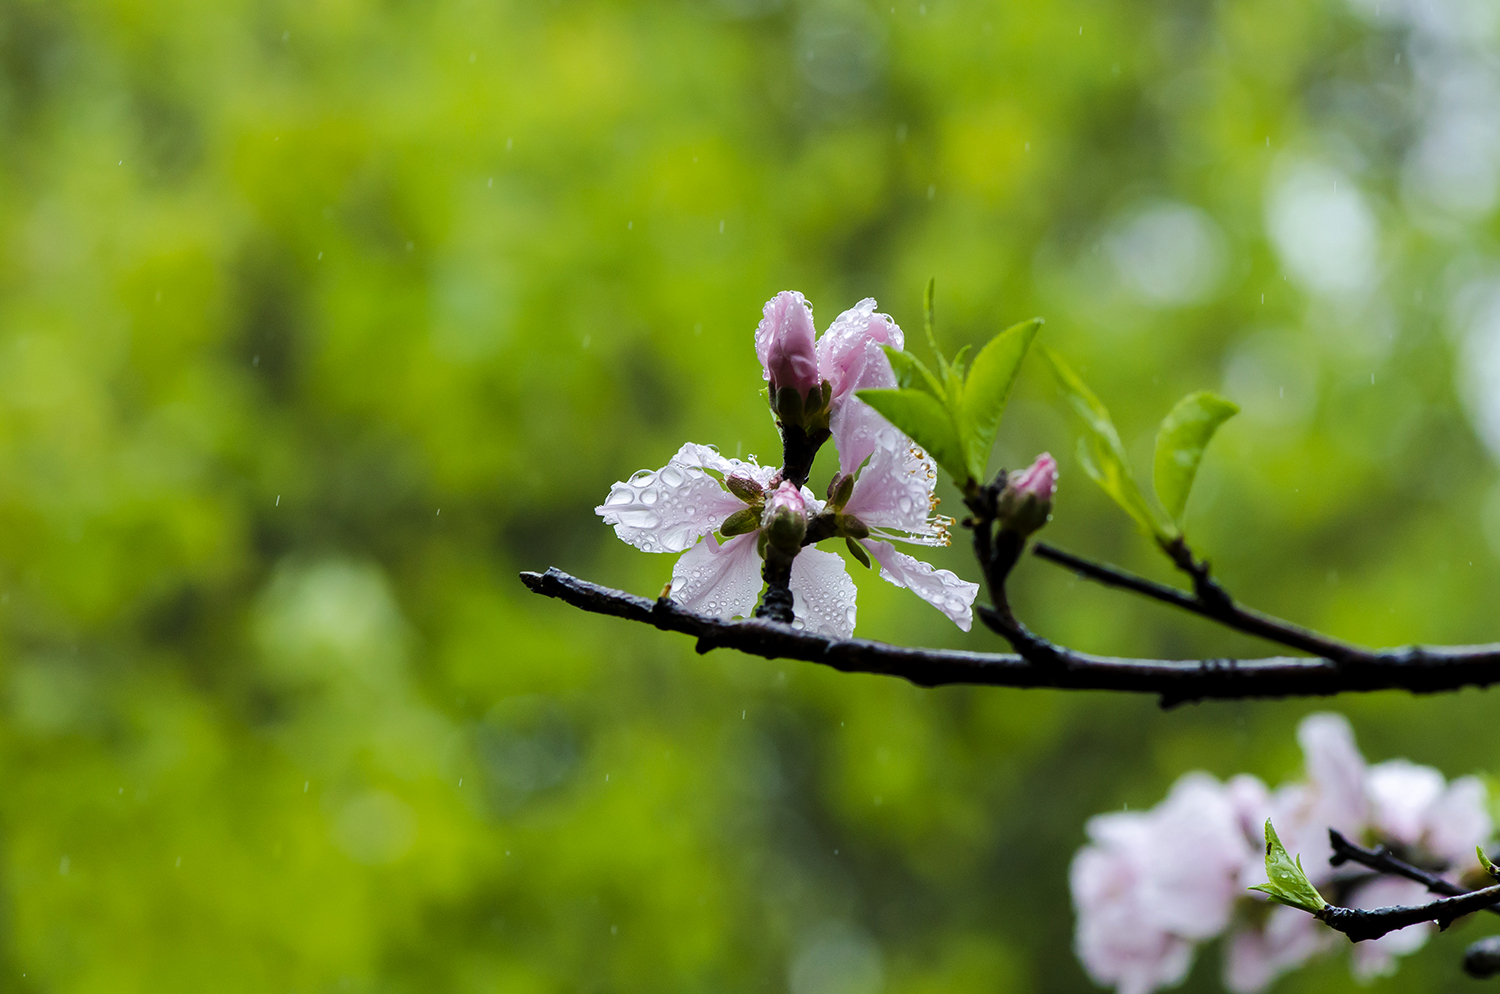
[1480,845,1499,879]
[957,317,1042,483]
[856,388,970,487]
[882,346,945,400]
[1041,346,1177,541]
[1248,820,1327,914]
[1153,391,1239,528]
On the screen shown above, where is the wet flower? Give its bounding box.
[755,290,822,403]
[596,291,978,637]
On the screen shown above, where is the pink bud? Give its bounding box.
[1010,452,1057,502]
[754,291,821,399]
[761,480,808,553]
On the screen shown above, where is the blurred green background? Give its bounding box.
[2,0,1500,990]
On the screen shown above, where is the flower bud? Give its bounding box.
[720,506,762,537]
[995,452,1056,536]
[755,291,821,403]
[825,472,855,509]
[761,481,808,555]
[726,474,765,505]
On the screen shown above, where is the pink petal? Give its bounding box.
[816,298,904,402]
[1223,905,1333,994]
[1139,774,1260,940]
[842,438,940,537]
[668,533,763,621]
[1423,776,1492,867]
[818,299,905,476]
[1298,713,1370,834]
[1367,760,1445,848]
[862,540,978,631]
[1070,824,1197,994]
[596,443,768,553]
[1347,877,1434,981]
[789,547,857,639]
[754,291,819,393]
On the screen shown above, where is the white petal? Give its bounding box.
[673,442,778,488]
[1367,760,1445,847]
[863,540,979,631]
[596,442,756,553]
[1423,776,1492,867]
[843,436,941,538]
[789,547,857,639]
[1222,906,1332,994]
[1347,877,1434,980]
[669,534,762,621]
[1297,713,1369,833]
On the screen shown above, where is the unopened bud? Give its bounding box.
[755,291,821,402]
[726,474,765,505]
[720,506,762,537]
[761,481,808,554]
[826,472,855,509]
[995,452,1056,536]
[1010,452,1056,502]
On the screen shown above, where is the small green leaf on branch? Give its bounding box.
[1248,819,1328,914]
[1041,346,1176,541]
[957,317,1042,483]
[856,388,970,488]
[1153,391,1239,528]
[1479,845,1499,879]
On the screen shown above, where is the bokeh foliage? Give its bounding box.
[0,0,1498,991]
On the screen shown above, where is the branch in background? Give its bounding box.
[1328,829,1500,917]
[1033,542,1371,663]
[519,568,1500,704]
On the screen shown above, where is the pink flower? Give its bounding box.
[1072,774,1259,994]
[597,292,976,638]
[755,291,821,400]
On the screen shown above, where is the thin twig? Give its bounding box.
[1033,542,1370,663]
[519,568,1500,704]
[1328,829,1500,917]
[1319,881,1500,943]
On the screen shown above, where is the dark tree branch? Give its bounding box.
[1033,542,1371,663]
[1328,829,1500,917]
[1318,881,1500,943]
[519,568,1500,703]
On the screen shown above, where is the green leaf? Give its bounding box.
[1153,391,1239,528]
[949,343,973,381]
[882,346,945,400]
[1041,346,1177,541]
[1248,820,1328,914]
[1480,845,1499,879]
[957,317,1042,483]
[856,388,970,486]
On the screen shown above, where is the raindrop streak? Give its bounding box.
[487,177,493,187]
[303,780,309,793]
[719,220,725,234]
[276,495,280,506]
[175,856,181,868]
[436,508,441,516]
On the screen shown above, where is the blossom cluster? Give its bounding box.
[1072,713,1493,994]
[595,291,1061,638]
